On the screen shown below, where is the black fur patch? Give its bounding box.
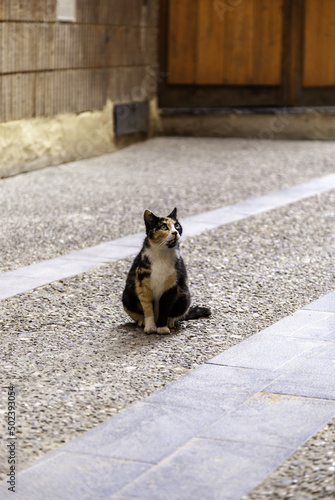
[137,270,150,284]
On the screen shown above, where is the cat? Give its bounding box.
[122,208,211,334]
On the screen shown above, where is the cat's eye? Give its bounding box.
[175,223,180,229]
[160,223,168,230]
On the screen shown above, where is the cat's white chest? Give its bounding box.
[150,258,173,301]
[145,247,178,306]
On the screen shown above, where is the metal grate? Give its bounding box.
[114,101,149,137]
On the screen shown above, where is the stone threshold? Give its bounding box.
[161,108,335,140]
[161,106,335,116]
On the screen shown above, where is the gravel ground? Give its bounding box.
[2,137,335,272]
[1,137,335,496]
[1,181,335,499]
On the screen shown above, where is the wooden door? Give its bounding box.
[168,0,283,86]
[159,0,335,108]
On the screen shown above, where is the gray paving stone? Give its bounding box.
[182,210,245,225]
[223,197,277,215]
[207,334,324,371]
[265,173,335,201]
[17,258,97,280]
[324,330,335,341]
[110,494,137,500]
[226,309,335,343]
[0,451,150,500]
[118,438,291,500]
[61,402,221,464]
[273,312,335,340]
[0,273,42,300]
[253,310,331,338]
[145,364,274,412]
[180,219,218,237]
[115,233,145,247]
[200,392,335,448]
[266,342,335,400]
[303,291,335,313]
[305,172,335,190]
[226,174,335,218]
[63,242,138,263]
[263,187,320,205]
[0,239,140,300]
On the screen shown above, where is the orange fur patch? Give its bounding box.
[135,274,154,319]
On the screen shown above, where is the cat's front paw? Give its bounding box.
[144,317,156,334]
[144,325,157,334]
[157,326,170,335]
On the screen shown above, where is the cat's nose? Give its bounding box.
[172,231,177,236]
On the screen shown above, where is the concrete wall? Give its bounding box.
[0,0,160,178]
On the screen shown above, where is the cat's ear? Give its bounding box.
[144,209,159,233]
[168,207,177,221]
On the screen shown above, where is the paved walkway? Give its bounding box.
[1,138,335,499]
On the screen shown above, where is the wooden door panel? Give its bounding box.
[167,0,284,86]
[252,0,284,85]
[303,0,335,87]
[222,0,255,85]
[167,0,197,84]
[196,0,225,84]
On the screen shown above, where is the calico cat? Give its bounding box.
[122,208,211,334]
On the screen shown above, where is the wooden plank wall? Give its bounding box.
[168,0,284,86]
[0,0,159,122]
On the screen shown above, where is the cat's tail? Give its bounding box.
[182,305,211,321]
